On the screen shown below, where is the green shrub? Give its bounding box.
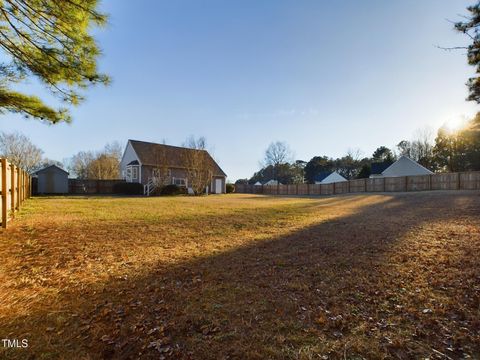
[113,182,144,195]
[226,183,235,193]
[159,184,185,196]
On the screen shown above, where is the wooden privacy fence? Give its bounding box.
[0,158,32,229]
[68,179,126,194]
[235,171,480,196]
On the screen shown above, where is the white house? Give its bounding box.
[373,156,433,178]
[254,181,262,186]
[264,179,282,186]
[314,171,347,184]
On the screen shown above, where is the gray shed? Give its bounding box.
[36,165,69,194]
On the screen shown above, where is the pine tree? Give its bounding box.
[455,2,480,103]
[0,0,109,123]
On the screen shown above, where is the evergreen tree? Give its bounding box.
[0,0,108,123]
[433,114,480,172]
[372,146,395,163]
[455,2,480,103]
[304,156,334,183]
[357,164,371,179]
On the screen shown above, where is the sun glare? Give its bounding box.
[444,117,467,133]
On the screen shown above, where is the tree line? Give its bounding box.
[237,115,480,185]
[0,131,123,179]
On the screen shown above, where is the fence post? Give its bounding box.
[405,176,408,192]
[333,182,336,194]
[19,170,22,202]
[1,159,7,228]
[458,172,462,190]
[22,170,25,203]
[347,180,350,193]
[10,164,15,214]
[16,166,20,210]
[382,177,386,192]
[364,178,367,192]
[428,174,432,191]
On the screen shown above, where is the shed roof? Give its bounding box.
[35,164,69,175]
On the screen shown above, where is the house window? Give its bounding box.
[126,165,139,182]
[173,177,186,186]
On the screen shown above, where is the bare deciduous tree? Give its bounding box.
[68,141,123,179]
[152,146,171,187]
[88,154,120,179]
[183,135,207,150]
[104,141,123,162]
[68,151,95,179]
[262,141,293,181]
[347,148,363,162]
[397,127,435,169]
[0,131,43,173]
[263,141,293,167]
[182,136,212,195]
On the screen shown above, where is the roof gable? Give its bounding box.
[35,164,69,175]
[314,171,332,182]
[382,156,433,176]
[315,171,347,184]
[127,140,227,177]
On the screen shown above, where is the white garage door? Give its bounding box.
[215,179,222,194]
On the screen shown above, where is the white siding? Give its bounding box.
[120,141,141,178]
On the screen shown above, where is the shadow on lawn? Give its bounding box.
[3,192,480,359]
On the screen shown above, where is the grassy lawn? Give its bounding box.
[1,192,479,359]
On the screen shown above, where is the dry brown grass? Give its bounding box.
[0,192,479,359]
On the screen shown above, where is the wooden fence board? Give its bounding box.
[234,171,480,197]
[349,179,366,193]
[1,158,32,229]
[431,173,458,190]
[366,178,384,192]
[459,171,480,190]
[68,179,126,194]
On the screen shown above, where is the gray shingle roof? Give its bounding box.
[314,171,332,182]
[129,140,227,177]
[35,164,69,175]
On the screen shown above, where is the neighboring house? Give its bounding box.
[369,161,393,178]
[264,179,282,186]
[314,171,347,184]
[35,165,69,194]
[254,181,262,186]
[370,156,433,178]
[120,140,227,194]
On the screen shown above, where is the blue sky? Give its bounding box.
[0,0,478,180]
